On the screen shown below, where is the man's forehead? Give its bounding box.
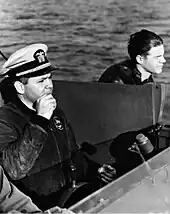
[30,72,52,80]
[147,44,164,56]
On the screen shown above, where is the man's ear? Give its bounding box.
[14,81,25,94]
[136,55,144,64]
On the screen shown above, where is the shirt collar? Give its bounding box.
[140,70,151,82]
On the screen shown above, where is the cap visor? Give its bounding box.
[21,65,58,78]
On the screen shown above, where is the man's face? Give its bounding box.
[141,44,166,74]
[23,73,53,104]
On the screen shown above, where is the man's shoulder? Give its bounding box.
[0,102,15,112]
[0,103,29,134]
[98,59,135,83]
[108,59,134,73]
[0,103,16,122]
[0,103,24,122]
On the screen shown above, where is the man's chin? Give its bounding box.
[155,69,163,74]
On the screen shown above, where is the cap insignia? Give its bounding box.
[33,49,46,63]
[53,116,64,131]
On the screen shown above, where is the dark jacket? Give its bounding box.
[0,166,41,213]
[0,95,100,210]
[98,59,154,85]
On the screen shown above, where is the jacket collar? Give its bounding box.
[132,66,153,85]
[12,94,36,118]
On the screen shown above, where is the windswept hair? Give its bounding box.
[127,29,163,62]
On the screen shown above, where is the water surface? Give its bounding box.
[0,0,170,81]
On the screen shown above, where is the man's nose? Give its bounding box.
[161,56,166,63]
[45,78,53,88]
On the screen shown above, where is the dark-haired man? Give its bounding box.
[98,29,166,84]
[98,29,166,177]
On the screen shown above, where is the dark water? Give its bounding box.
[1,0,170,81]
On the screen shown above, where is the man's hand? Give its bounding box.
[98,164,116,184]
[35,94,57,120]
